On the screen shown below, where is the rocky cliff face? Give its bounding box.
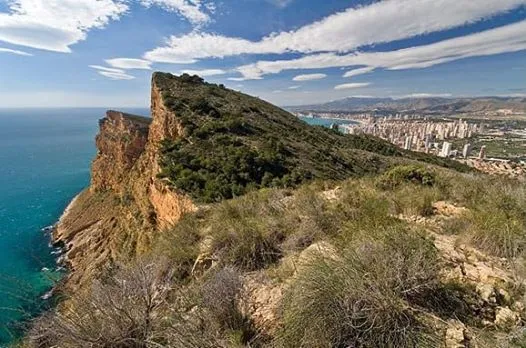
[54,78,196,289]
[91,110,150,193]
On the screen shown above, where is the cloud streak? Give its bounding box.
[106,58,152,70]
[334,83,371,90]
[343,66,375,78]
[235,20,526,79]
[98,71,136,80]
[143,0,526,63]
[90,64,136,80]
[293,73,327,81]
[0,47,32,56]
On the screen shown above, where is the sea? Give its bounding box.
[0,108,149,345]
[298,116,358,128]
[0,109,347,345]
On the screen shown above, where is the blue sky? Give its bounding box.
[0,0,525,107]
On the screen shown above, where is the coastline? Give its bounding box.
[53,190,83,242]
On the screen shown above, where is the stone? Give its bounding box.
[495,306,519,327]
[445,321,466,348]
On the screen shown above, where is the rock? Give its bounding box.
[445,320,466,348]
[496,288,511,305]
[242,273,284,335]
[495,306,520,327]
[476,283,495,303]
[297,241,338,265]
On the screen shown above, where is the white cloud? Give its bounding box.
[236,20,526,79]
[106,58,152,70]
[334,83,371,90]
[98,71,136,80]
[267,0,294,8]
[181,68,226,76]
[143,0,526,63]
[343,66,375,78]
[292,73,327,81]
[227,77,256,81]
[89,65,125,73]
[139,0,211,25]
[0,47,32,56]
[401,93,452,98]
[0,0,128,52]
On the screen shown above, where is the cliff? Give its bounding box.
[53,72,467,289]
[54,95,195,289]
[30,74,526,347]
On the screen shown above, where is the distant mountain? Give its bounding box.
[289,96,526,115]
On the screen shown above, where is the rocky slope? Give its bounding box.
[27,74,526,347]
[53,73,468,289]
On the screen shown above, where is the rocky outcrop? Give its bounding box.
[91,111,150,193]
[54,76,197,289]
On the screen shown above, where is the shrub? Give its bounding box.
[200,267,259,346]
[377,165,436,190]
[276,227,441,348]
[29,259,174,348]
[207,192,287,270]
[155,214,201,281]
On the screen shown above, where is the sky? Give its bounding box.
[0,0,525,108]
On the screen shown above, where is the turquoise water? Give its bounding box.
[0,108,148,344]
[0,109,342,344]
[299,116,357,127]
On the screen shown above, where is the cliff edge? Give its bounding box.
[54,84,196,289]
[53,72,468,289]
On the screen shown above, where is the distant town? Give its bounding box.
[294,111,526,180]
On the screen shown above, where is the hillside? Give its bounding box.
[26,73,522,348]
[49,73,467,290]
[291,96,526,115]
[154,73,468,202]
[28,165,526,348]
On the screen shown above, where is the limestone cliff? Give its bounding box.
[54,79,196,289]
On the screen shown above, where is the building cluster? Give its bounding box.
[341,117,483,158]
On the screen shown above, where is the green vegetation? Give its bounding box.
[155,73,469,202]
[376,164,436,189]
[277,226,440,348]
[28,164,526,347]
[24,74,526,347]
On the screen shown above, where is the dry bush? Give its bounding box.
[155,214,201,281]
[204,190,291,271]
[276,226,442,348]
[460,180,526,259]
[29,259,174,348]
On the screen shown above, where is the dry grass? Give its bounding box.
[276,226,441,348]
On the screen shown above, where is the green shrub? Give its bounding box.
[377,165,436,190]
[207,192,287,270]
[276,227,441,348]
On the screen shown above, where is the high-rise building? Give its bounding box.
[462,143,472,159]
[479,145,487,159]
[440,142,452,157]
[404,136,413,150]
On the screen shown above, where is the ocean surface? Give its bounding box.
[0,109,346,344]
[0,108,149,344]
[298,116,358,128]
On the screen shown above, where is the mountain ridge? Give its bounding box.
[289,96,526,114]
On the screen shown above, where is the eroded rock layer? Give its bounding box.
[54,79,196,289]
